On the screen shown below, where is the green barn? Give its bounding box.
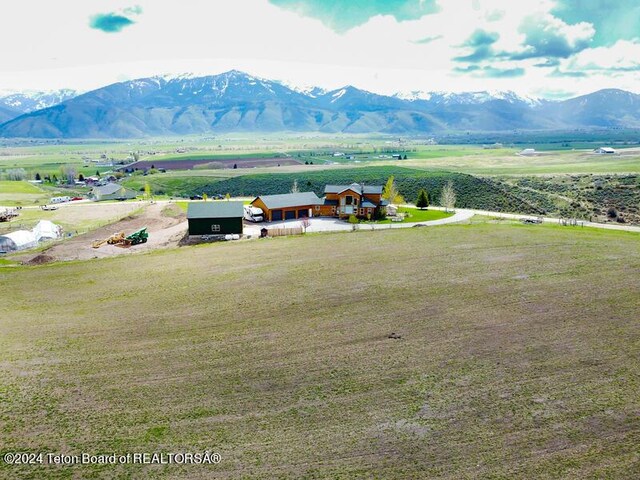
[187,201,244,236]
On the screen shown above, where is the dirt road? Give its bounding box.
[19,203,187,263]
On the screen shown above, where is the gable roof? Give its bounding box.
[91,183,124,195]
[324,183,383,195]
[252,192,322,210]
[187,201,244,219]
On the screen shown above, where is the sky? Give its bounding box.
[1,0,639,99]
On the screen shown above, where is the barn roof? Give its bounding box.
[252,192,322,210]
[187,201,244,219]
[324,183,383,195]
[92,183,123,195]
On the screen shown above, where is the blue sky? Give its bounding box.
[0,0,638,98]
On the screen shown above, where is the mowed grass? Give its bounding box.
[1,224,639,478]
[373,207,453,224]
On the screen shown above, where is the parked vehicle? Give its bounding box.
[244,205,264,222]
[50,196,71,204]
[189,195,203,200]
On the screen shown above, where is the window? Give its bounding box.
[359,208,364,216]
[331,206,336,213]
[211,224,221,232]
[315,205,320,211]
[345,195,353,205]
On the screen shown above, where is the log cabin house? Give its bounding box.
[250,183,387,222]
[317,183,387,219]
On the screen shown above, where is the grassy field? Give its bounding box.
[371,207,453,223]
[0,180,56,207]
[1,222,639,478]
[3,136,640,180]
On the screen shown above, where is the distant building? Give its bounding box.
[90,183,137,201]
[518,148,537,156]
[594,147,616,154]
[483,143,503,149]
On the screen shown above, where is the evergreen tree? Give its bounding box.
[416,189,429,209]
[35,172,41,181]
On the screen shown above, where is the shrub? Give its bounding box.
[348,215,359,224]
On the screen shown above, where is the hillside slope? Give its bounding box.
[1,224,638,478]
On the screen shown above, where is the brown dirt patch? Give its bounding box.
[22,254,54,266]
[20,203,188,263]
[123,157,301,170]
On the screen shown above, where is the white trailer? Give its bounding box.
[244,205,264,222]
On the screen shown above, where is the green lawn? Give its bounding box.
[0,180,53,207]
[1,223,639,478]
[0,180,43,194]
[372,207,453,224]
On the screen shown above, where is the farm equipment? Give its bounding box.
[0,209,19,222]
[126,228,149,245]
[92,227,148,248]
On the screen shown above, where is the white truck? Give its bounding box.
[243,205,264,222]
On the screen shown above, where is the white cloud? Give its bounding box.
[566,39,640,71]
[0,0,637,98]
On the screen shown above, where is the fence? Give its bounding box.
[265,226,304,237]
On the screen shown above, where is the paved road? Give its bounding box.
[248,206,640,236]
[244,209,475,236]
[437,207,640,234]
[6,198,639,234]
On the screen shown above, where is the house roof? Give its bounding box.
[252,192,322,210]
[324,183,383,195]
[92,183,124,195]
[187,201,244,219]
[361,201,377,208]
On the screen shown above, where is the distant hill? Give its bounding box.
[1,71,639,138]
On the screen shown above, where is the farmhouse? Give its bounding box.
[518,148,537,156]
[250,184,388,221]
[187,201,244,236]
[251,192,322,222]
[90,183,137,201]
[318,183,387,219]
[594,147,616,154]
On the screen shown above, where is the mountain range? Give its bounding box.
[1,71,639,138]
[0,89,77,124]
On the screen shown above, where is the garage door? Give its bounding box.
[298,209,308,218]
[272,210,283,221]
[285,210,296,220]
